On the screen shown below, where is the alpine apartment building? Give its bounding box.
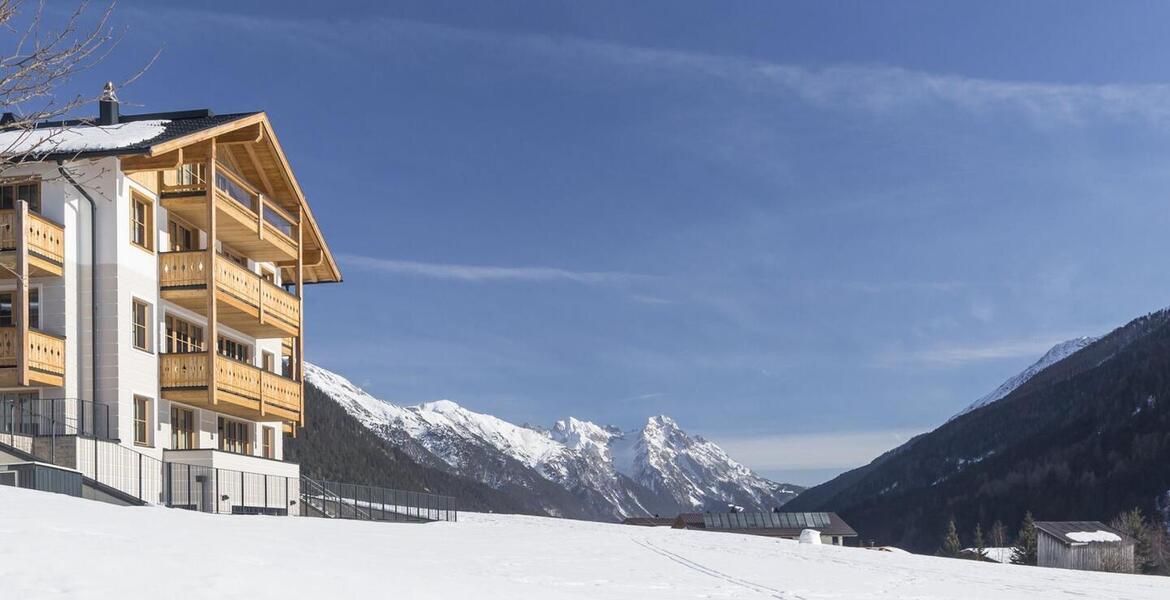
[0,85,340,505]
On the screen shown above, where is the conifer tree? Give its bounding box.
[972,523,986,561]
[942,518,963,558]
[1011,512,1037,566]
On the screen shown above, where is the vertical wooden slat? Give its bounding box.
[206,143,219,405]
[15,200,28,386]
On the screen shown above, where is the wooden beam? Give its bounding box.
[148,113,266,157]
[295,208,304,429]
[14,200,28,386]
[242,143,278,198]
[206,141,219,405]
[121,148,182,173]
[215,123,264,145]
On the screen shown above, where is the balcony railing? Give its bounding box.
[0,326,66,386]
[159,163,298,262]
[0,209,65,276]
[160,352,301,424]
[159,250,300,337]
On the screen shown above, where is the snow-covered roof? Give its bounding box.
[1035,521,1131,546]
[0,111,258,159]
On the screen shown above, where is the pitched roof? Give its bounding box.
[621,517,676,527]
[675,511,858,537]
[1,111,259,160]
[1035,521,1132,546]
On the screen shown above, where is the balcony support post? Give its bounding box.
[295,207,304,430]
[15,200,28,386]
[206,141,219,405]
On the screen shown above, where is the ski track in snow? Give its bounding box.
[4,487,1169,600]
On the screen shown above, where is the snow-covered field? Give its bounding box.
[2,487,1167,600]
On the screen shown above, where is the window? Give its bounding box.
[171,406,196,450]
[130,194,153,251]
[218,417,250,454]
[132,299,150,351]
[133,396,151,446]
[0,289,39,328]
[219,245,247,267]
[217,336,251,363]
[262,426,275,459]
[0,179,40,212]
[262,351,275,373]
[164,315,204,353]
[167,218,196,252]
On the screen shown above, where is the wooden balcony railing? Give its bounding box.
[0,210,65,277]
[0,326,65,387]
[160,352,301,424]
[159,251,300,337]
[159,162,298,262]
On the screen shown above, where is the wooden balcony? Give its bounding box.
[159,251,301,338]
[160,352,302,424]
[0,210,65,278]
[159,166,298,263]
[0,327,65,387]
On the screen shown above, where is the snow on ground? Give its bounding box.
[2,487,1168,600]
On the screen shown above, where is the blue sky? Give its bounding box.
[54,1,1170,484]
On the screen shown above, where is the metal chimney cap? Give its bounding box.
[100,81,117,102]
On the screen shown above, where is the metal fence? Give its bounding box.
[0,397,459,523]
[165,463,299,515]
[302,478,457,522]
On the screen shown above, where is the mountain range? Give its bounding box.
[299,363,801,521]
[787,308,1170,552]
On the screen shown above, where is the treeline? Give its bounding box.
[937,508,1170,575]
[791,309,1170,553]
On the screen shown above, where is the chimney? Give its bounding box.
[98,81,119,125]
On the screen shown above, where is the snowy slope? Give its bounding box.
[304,363,799,520]
[4,487,1168,600]
[952,336,1097,419]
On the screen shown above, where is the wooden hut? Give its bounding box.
[1035,521,1134,573]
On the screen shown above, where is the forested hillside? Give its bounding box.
[788,309,1170,554]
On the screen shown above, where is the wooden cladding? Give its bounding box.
[159,352,302,424]
[0,326,65,387]
[159,162,298,263]
[159,250,300,338]
[0,209,65,277]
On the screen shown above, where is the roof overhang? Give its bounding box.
[120,112,341,284]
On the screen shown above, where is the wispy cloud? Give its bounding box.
[339,253,645,285]
[714,429,923,471]
[128,7,1170,128]
[878,335,1082,367]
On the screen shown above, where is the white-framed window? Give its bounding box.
[133,396,152,446]
[131,298,152,352]
[170,404,196,450]
[130,193,154,252]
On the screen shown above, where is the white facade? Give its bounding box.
[4,156,295,481]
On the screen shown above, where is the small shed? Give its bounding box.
[672,511,858,546]
[1035,521,1134,573]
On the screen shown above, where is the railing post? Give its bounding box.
[138,453,143,500]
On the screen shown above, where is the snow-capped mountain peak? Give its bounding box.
[951,336,1098,420]
[304,362,802,520]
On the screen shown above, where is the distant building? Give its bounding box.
[1035,521,1134,573]
[673,511,858,546]
[620,517,676,527]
